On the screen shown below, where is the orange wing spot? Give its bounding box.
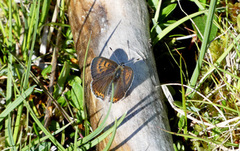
[125,69,133,83]
[95,90,104,98]
[113,97,120,102]
[105,62,111,67]
[97,60,113,73]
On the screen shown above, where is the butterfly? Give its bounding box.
[90,57,134,102]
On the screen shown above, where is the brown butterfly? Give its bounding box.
[90,57,133,102]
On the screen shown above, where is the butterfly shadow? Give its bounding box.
[108,48,147,98]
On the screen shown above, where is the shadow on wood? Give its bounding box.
[68,0,173,150]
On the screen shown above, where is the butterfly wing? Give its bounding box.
[91,74,115,100]
[91,57,118,100]
[112,66,133,102]
[91,57,118,81]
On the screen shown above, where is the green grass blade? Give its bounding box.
[78,112,127,151]
[103,119,118,151]
[53,62,71,98]
[152,10,206,45]
[82,34,91,135]
[24,0,40,88]
[39,0,50,28]
[5,0,13,147]
[187,34,240,94]
[7,114,17,151]
[23,99,66,151]
[21,120,74,151]
[0,85,36,123]
[74,125,78,151]
[78,100,113,145]
[24,0,37,54]
[186,0,217,96]
[67,84,115,150]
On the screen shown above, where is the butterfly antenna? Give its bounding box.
[110,41,140,65]
[123,41,140,65]
[123,58,140,65]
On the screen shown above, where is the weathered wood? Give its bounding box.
[68,0,173,150]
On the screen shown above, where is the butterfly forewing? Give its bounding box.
[91,57,118,81]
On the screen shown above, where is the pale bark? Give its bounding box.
[68,0,173,150]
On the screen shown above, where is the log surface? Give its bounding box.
[68,0,173,150]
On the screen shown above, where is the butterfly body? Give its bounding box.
[90,57,133,102]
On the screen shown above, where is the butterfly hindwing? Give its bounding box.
[91,73,115,100]
[122,66,134,90]
[112,66,133,102]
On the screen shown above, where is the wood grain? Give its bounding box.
[68,0,173,150]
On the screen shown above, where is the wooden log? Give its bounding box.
[68,0,173,150]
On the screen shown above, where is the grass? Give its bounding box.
[0,0,121,150]
[1,0,240,150]
[152,0,240,150]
